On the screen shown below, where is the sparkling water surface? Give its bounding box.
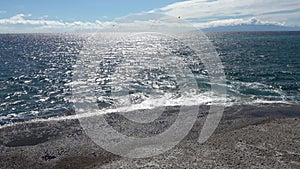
[0,32,299,125]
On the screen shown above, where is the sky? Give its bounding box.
[0,0,299,33]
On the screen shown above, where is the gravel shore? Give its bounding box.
[0,104,300,169]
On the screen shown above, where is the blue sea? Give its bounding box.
[0,32,299,125]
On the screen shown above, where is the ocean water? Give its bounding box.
[0,32,299,125]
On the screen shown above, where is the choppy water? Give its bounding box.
[0,32,299,125]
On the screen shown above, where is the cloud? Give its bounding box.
[194,17,286,28]
[39,15,49,19]
[0,14,65,26]
[0,10,6,14]
[0,13,197,33]
[0,14,109,32]
[156,0,300,26]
